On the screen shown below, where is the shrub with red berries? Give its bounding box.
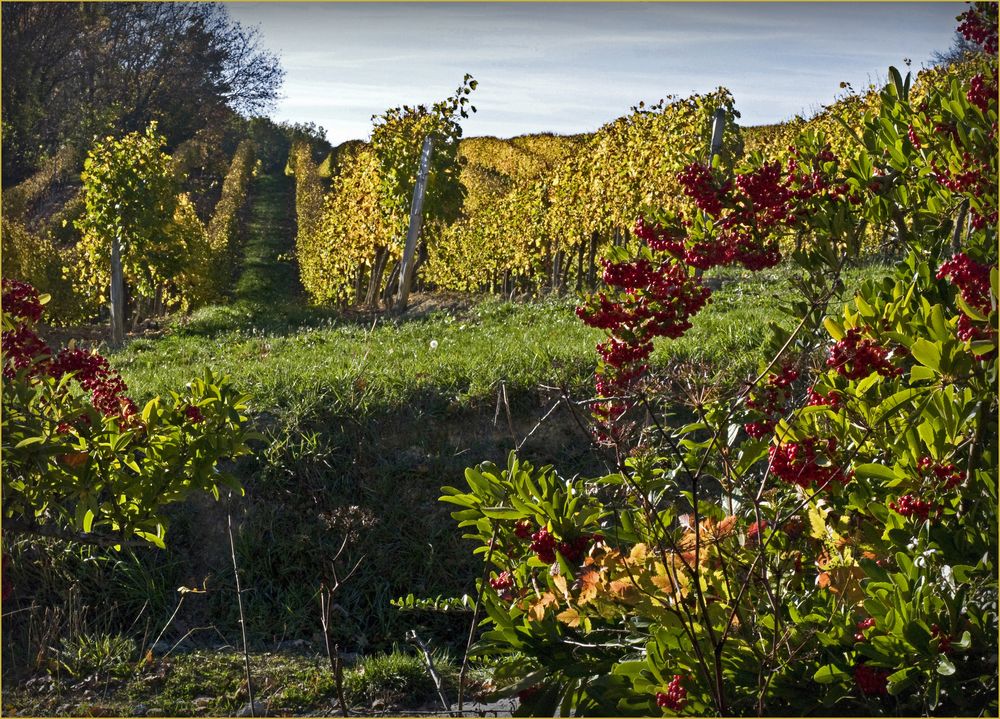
[2,279,252,547]
[854,664,890,696]
[489,571,515,592]
[957,2,998,54]
[529,528,558,564]
[444,16,997,713]
[744,366,798,438]
[917,457,965,490]
[854,617,876,642]
[656,675,688,711]
[769,437,846,489]
[889,494,939,521]
[1,279,45,323]
[825,328,903,380]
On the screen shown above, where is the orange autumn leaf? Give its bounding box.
[629,543,649,564]
[556,607,581,627]
[609,578,640,603]
[529,591,557,621]
[577,568,601,605]
[552,572,569,599]
[650,574,672,593]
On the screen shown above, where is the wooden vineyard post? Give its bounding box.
[709,107,726,163]
[396,134,434,312]
[110,230,124,347]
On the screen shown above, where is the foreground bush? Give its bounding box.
[445,5,997,715]
[1,279,253,548]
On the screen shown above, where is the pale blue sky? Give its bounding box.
[226,2,963,145]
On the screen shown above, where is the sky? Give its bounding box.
[226,2,963,145]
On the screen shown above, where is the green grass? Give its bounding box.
[112,260,888,419]
[112,279,795,415]
[3,647,470,716]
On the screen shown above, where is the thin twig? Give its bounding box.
[457,524,496,712]
[407,630,452,715]
[227,492,255,718]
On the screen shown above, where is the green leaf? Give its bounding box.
[936,656,956,676]
[481,507,524,520]
[955,293,988,322]
[813,665,850,684]
[910,339,941,371]
[823,317,845,341]
[134,530,166,549]
[910,365,936,382]
[853,463,896,482]
[874,388,926,424]
[14,436,45,448]
[887,667,917,696]
[970,340,996,356]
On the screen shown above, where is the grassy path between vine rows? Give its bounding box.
[235,172,302,305]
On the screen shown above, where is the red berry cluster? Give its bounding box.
[854,617,876,642]
[2,280,139,427]
[744,366,798,438]
[678,162,728,216]
[576,293,633,331]
[578,260,711,346]
[655,675,687,711]
[527,528,594,564]
[937,254,995,350]
[2,279,44,322]
[634,216,687,254]
[580,149,850,440]
[597,337,654,367]
[733,162,794,227]
[917,457,965,490]
[513,519,534,539]
[489,570,514,592]
[2,324,50,379]
[577,252,711,433]
[889,494,939,521]
[854,664,890,696]
[49,348,139,423]
[184,405,205,424]
[937,254,992,317]
[529,528,558,563]
[806,386,842,409]
[557,535,594,563]
[967,73,997,114]
[826,328,903,380]
[930,624,953,654]
[788,145,860,206]
[931,153,998,229]
[958,2,998,54]
[769,437,845,489]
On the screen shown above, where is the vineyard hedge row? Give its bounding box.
[1,130,258,325]
[295,57,989,306]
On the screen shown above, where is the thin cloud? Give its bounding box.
[228,2,960,145]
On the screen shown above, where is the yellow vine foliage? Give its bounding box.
[165,193,214,311]
[207,139,256,261]
[300,146,389,304]
[424,89,742,293]
[296,62,985,303]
